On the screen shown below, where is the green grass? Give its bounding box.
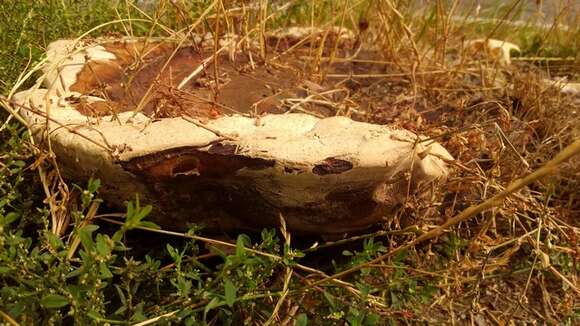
[1,1,579,325]
[0,1,116,93]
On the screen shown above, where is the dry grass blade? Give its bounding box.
[1,97,73,237]
[132,0,219,116]
[181,115,238,140]
[66,201,101,259]
[177,48,226,90]
[264,215,294,325]
[0,97,29,127]
[0,310,20,326]
[484,0,523,41]
[131,310,178,326]
[2,97,112,152]
[308,138,580,291]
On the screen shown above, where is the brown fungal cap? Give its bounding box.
[67,37,399,122]
[70,40,310,119]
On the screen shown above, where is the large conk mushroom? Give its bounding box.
[12,34,453,234]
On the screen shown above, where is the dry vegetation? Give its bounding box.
[0,0,579,325]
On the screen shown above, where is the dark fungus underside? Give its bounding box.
[120,146,385,233]
[312,157,354,175]
[121,145,275,179]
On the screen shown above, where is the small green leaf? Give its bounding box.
[126,201,134,220]
[177,308,193,319]
[356,281,371,299]
[236,234,250,258]
[87,178,101,193]
[346,307,363,326]
[166,244,180,263]
[87,310,103,320]
[136,205,152,221]
[296,313,308,326]
[139,221,160,230]
[115,284,127,302]
[4,212,19,225]
[112,230,124,243]
[99,262,113,279]
[66,285,83,301]
[40,294,69,309]
[323,291,337,310]
[78,224,99,251]
[203,297,221,321]
[393,249,408,263]
[66,269,82,279]
[224,279,236,307]
[95,234,111,257]
[0,198,7,210]
[130,302,146,322]
[364,313,380,326]
[45,231,64,250]
[174,275,192,297]
[124,195,153,230]
[13,160,26,168]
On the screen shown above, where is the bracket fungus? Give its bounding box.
[13,34,453,234]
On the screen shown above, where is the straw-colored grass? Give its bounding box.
[0,0,578,324]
